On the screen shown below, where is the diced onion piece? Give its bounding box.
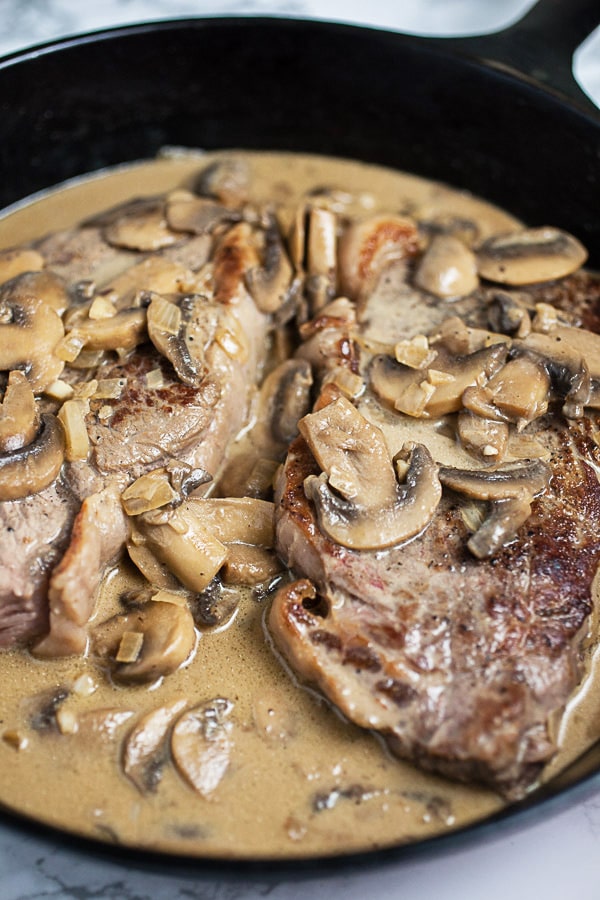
[94,378,126,400]
[121,471,179,515]
[44,379,74,402]
[148,294,181,335]
[73,674,97,697]
[394,335,437,370]
[394,380,436,417]
[56,333,85,362]
[427,368,456,386]
[145,368,165,389]
[73,379,99,400]
[116,631,144,663]
[55,707,78,735]
[88,295,117,320]
[57,399,90,460]
[322,366,365,400]
[97,405,113,421]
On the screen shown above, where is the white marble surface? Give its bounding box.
[1,2,600,899]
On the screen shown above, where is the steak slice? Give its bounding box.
[271,415,600,797]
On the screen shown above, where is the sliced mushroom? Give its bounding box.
[0,370,39,452]
[462,355,551,427]
[128,506,228,593]
[439,459,549,501]
[146,293,209,387]
[0,413,65,501]
[338,214,421,300]
[0,247,45,284]
[439,460,550,558]
[67,308,147,353]
[122,698,188,793]
[103,198,180,251]
[300,396,441,550]
[246,213,295,314]
[195,157,250,206]
[103,256,194,309]
[0,270,70,315]
[369,343,507,418]
[0,295,65,390]
[434,315,509,356]
[476,226,587,285]
[514,326,600,417]
[467,496,533,559]
[171,698,233,797]
[290,204,338,314]
[166,191,240,235]
[487,290,532,337]
[183,497,275,546]
[93,599,196,683]
[414,234,478,299]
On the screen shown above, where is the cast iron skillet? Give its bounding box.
[0,0,600,875]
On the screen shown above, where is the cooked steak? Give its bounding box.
[271,264,600,798]
[0,184,283,650]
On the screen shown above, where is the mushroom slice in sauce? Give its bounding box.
[128,507,228,594]
[369,343,507,418]
[439,460,550,558]
[0,370,39,453]
[476,226,587,285]
[93,599,196,684]
[166,191,240,235]
[146,292,209,388]
[462,355,551,427]
[0,413,64,502]
[103,198,180,251]
[0,246,45,283]
[414,234,478,300]
[171,698,233,798]
[122,698,189,793]
[195,157,250,207]
[0,295,65,391]
[245,213,295,314]
[66,308,147,354]
[0,270,70,315]
[300,396,441,550]
[290,203,338,314]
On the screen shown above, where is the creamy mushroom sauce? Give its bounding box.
[0,151,599,860]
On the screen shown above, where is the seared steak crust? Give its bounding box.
[272,413,600,797]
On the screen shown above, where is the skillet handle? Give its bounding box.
[427,0,600,116]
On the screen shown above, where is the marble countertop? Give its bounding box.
[1,2,600,898]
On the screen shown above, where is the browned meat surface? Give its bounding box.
[272,414,600,797]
